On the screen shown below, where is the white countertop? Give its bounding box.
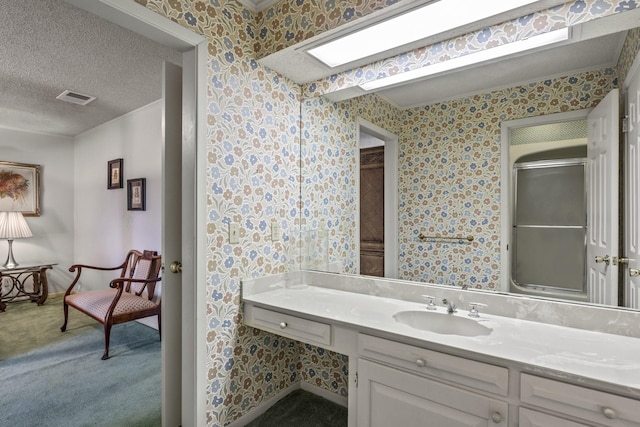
[243,275,640,398]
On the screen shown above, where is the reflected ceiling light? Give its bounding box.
[359,28,570,91]
[307,0,539,68]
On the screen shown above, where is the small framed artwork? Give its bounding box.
[108,158,123,189]
[0,161,41,216]
[127,178,146,211]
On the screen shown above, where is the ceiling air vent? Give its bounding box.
[56,90,96,106]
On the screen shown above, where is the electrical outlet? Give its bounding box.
[229,223,239,244]
[271,222,281,241]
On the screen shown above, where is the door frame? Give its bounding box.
[357,118,398,279]
[63,1,208,425]
[500,109,590,293]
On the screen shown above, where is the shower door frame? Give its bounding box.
[510,157,588,296]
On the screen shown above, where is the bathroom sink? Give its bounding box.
[393,310,493,336]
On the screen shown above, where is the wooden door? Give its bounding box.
[360,147,385,276]
[586,89,619,305]
[162,61,182,426]
[626,67,640,308]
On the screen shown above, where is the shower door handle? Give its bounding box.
[594,255,610,265]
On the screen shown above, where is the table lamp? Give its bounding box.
[0,212,33,269]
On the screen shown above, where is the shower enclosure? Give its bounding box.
[510,156,587,300]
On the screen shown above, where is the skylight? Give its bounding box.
[307,0,540,68]
[359,28,570,91]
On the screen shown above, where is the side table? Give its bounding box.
[0,263,56,312]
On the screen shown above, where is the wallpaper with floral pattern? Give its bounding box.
[134,0,304,425]
[303,0,638,97]
[131,0,637,426]
[300,92,400,271]
[253,0,401,58]
[396,68,617,286]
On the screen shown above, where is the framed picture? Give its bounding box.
[108,158,123,189]
[0,161,41,216]
[127,178,146,211]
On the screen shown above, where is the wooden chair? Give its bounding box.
[61,250,162,360]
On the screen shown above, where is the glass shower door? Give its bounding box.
[511,159,587,294]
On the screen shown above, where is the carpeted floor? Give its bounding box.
[0,294,161,427]
[0,294,98,360]
[1,296,346,427]
[246,389,348,427]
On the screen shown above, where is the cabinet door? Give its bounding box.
[357,359,507,427]
[520,408,590,427]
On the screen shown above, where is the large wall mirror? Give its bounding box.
[292,5,640,310]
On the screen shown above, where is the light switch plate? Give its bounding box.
[271,222,281,241]
[229,223,239,244]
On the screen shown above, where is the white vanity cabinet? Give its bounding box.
[357,334,508,427]
[242,275,640,427]
[520,374,640,427]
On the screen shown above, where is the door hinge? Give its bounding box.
[622,116,629,133]
[355,372,358,387]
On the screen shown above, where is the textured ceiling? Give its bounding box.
[0,0,182,137]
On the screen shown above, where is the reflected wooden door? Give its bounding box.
[586,89,619,305]
[626,66,640,308]
[360,147,385,276]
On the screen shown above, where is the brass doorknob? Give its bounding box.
[169,261,182,274]
[630,268,640,277]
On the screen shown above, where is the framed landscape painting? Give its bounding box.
[0,161,41,216]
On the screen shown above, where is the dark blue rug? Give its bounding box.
[0,321,161,427]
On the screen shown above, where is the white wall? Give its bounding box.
[74,101,162,292]
[0,127,75,293]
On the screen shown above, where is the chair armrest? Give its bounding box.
[64,261,128,296]
[109,276,162,297]
[69,263,126,274]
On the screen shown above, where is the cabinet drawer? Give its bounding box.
[244,304,332,347]
[358,334,509,396]
[519,408,590,427]
[521,374,640,426]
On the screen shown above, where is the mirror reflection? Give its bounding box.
[299,12,640,309]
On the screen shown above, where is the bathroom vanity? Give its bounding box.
[242,271,640,426]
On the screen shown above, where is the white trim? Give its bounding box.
[194,39,209,427]
[357,118,399,279]
[623,42,640,91]
[300,381,349,407]
[226,383,301,427]
[399,63,617,110]
[500,109,590,292]
[62,0,203,50]
[63,2,208,426]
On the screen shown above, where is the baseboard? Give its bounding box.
[300,381,348,408]
[226,382,300,427]
[225,381,348,426]
[136,317,159,330]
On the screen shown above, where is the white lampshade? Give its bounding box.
[0,212,33,239]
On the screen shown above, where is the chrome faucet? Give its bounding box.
[442,298,457,313]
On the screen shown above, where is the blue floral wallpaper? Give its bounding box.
[133,0,638,425]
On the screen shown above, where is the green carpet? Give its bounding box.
[0,294,98,360]
[246,389,348,427]
[0,294,161,426]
